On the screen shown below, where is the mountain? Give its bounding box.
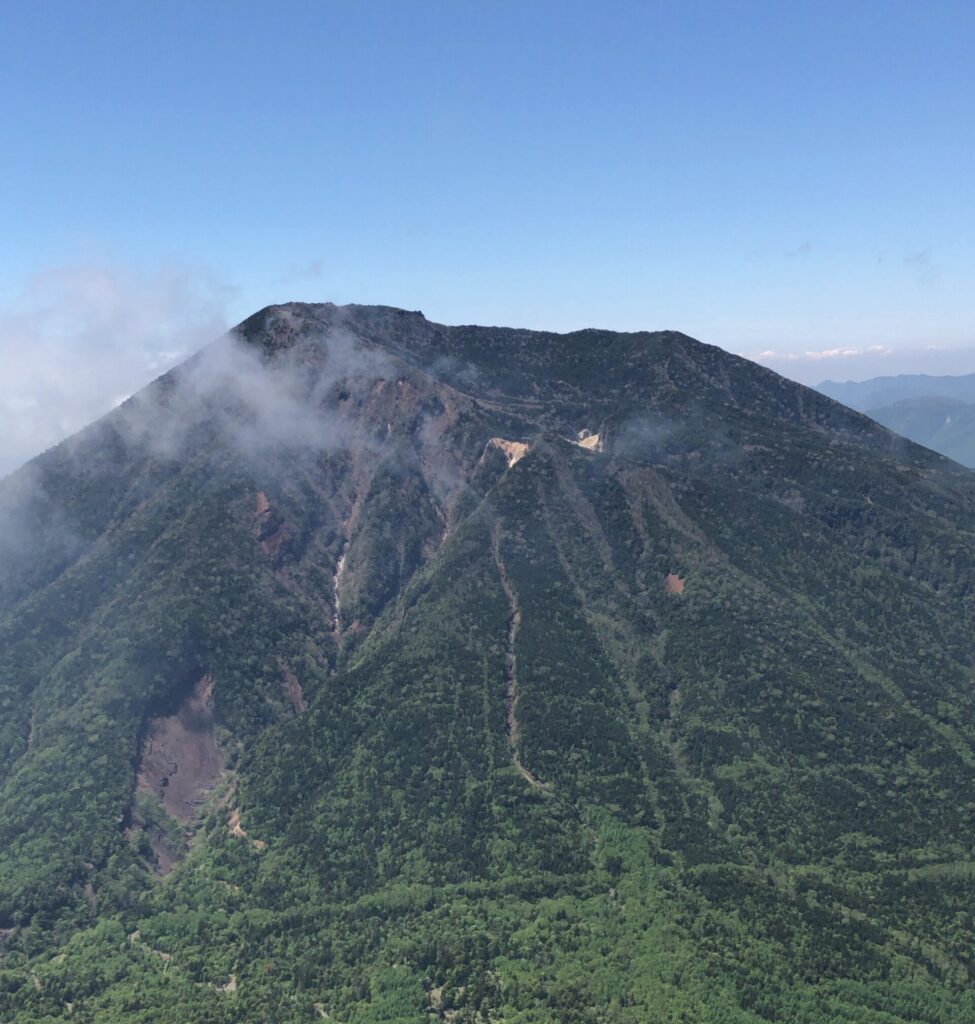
[817,371,975,411]
[863,397,975,469]
[2,303,975,1023]
[817,374,975,467]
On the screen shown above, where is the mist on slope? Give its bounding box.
[109,307,395,463]
[0,303,403,608]
[0,263,231,477]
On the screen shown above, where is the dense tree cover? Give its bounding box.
[1,303,975,1020]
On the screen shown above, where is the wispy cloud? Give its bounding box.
[783,239,814,258]
[903,247,939,285]
[0,262,231,475]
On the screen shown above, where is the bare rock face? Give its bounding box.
[136,673,224,824]
[487,437,530,467]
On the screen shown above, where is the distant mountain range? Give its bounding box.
[818,372,975,411]
[2,305,975,1021]
[818,373,975,467]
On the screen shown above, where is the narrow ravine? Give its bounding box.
[332,550,346,637]
[492,528,550,791]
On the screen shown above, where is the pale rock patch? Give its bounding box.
[487,437,530,467]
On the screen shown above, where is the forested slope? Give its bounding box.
[1,304,974,1022]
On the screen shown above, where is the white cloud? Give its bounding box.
[743,339,975,385]
[0,262,231,476]
[755,349,799,361]
[752,344,893,365]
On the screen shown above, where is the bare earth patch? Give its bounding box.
[254,489,285,557]
[228,807,247,838]
[664,572,685,595]
[573,429,602,451]
[228,807,266,850]
[492,524,551,791]
[281,664,307,713]
[487,437,530,467]
[136,673,225,825]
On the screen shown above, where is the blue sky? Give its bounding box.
[1,1,974,468]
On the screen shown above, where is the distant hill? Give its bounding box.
[864,397,975,468]
[2,304,975,1022]
[817,373,975,467]
[817,371,975,412]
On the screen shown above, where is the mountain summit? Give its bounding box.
[1,304,974,1022]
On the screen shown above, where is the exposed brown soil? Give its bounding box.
[136,673,225,826]
[228,807,266,850]
[487,437,530,467]
[228,808,247,838]
[664,572,685,595]
[281,664,306,713]
[260,526,285,557]
[575,429,602,451]
[253,489,286,557]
